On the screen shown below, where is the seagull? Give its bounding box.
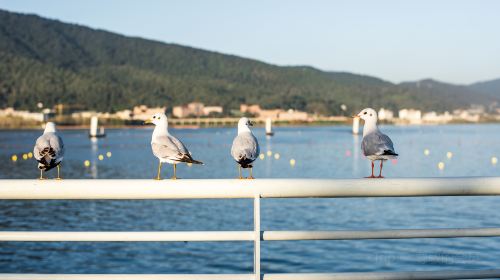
[144,113,203,180]
[353,108,398,178]
[33,122,64,179]
[231,117,259,179]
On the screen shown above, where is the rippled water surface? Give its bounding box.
[1,124,500,273]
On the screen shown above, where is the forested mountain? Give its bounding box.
[0,9,497,115]
[469,78,500,97]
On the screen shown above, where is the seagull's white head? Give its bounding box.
[355,108,378,122]
[44,122,57,133]
[144,113,168,127]
[238,117,254,134]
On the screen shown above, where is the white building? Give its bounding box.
[422,111,453,123]
[378,108,394,121]
[398,109,422,124]
[0,107,45,122]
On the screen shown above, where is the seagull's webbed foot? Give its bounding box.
[171,176,179,180]
[365,175,376,179]
[247,176,255,180]
[377,175,385,179]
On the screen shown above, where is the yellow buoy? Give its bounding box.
[274,153,280,160]
[424,149,430,156]
[98,154,104,161]
[84,160,90,167]
[290,158,296,167]
[259,153,265,160]
[106,152,112,158]
[446,152,453,159]
[28,152,33,158]
[438,162,445,170]
[267,150,272,157]
[11,155,18,162]
[22,153,28,160]
[491,157,498,165]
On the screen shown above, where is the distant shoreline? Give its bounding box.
[1,120,499,131]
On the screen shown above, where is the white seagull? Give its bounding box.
[231,117,260,179]
[144,113,203,180]
[33,122,65,179]
[354,108,398,178]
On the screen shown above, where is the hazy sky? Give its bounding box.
[1,0,499,84]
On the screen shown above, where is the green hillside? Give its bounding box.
[0,9,497,115]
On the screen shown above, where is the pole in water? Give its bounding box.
[89,116,106,138]
[90,116,98,137]
[265,118,274,136]
[352,117,360,135]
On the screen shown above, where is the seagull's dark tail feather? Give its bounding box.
[383,150,398,156]
[180,154,204,165]
[237,156,255,168]
[188,158,204,165]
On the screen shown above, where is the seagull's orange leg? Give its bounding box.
[377,160,384,178]
[39,169,45,180]
[155,162,162,180]
[238,165,243,179]
[365,161,376,178]
[55,165,62,180]
[171,164,178,180]
[247,167,255,179]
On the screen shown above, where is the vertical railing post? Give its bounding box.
[254,195,261,280]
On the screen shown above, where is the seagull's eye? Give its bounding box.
[364,112,367,115]
[370,114,372,116]
[158,117,161,120]
[153,116,156,119]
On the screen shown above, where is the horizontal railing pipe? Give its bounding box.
[1,271,500,280]
[264,270,500,280]
[3,228,500,242]
[0,275,254,280]
[263,228,500,240]
[1,177,500,199]
[0,231,254,242]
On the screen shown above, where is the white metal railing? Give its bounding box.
[1,178,500,280]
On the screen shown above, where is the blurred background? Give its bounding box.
[1,0,500,276]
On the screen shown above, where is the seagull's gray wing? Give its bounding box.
[152,135,202,164]
[231,132,259,167]
[34,132,64,171]
[362,131,397,157]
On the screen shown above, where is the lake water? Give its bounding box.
[1,124,500,274]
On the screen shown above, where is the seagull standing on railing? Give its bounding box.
[144,113,203,180]
[33,122,65,180]
[353,108,398,178]
[231,117,260,179]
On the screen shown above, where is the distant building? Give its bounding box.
[114,109,133,120]
[0,107,46,122]
[452,109,481,122]
[278,109,309,121]
[422,111,453,123]
[398,109,422,124]
[173,102,223,118]
[240,104,263,116]
[240,104,309,121]
[378,108,394,121]
[132,105,166,121]
[203,106,223,116]
[71,111,113,119]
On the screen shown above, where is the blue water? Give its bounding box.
[1,124,500,273]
